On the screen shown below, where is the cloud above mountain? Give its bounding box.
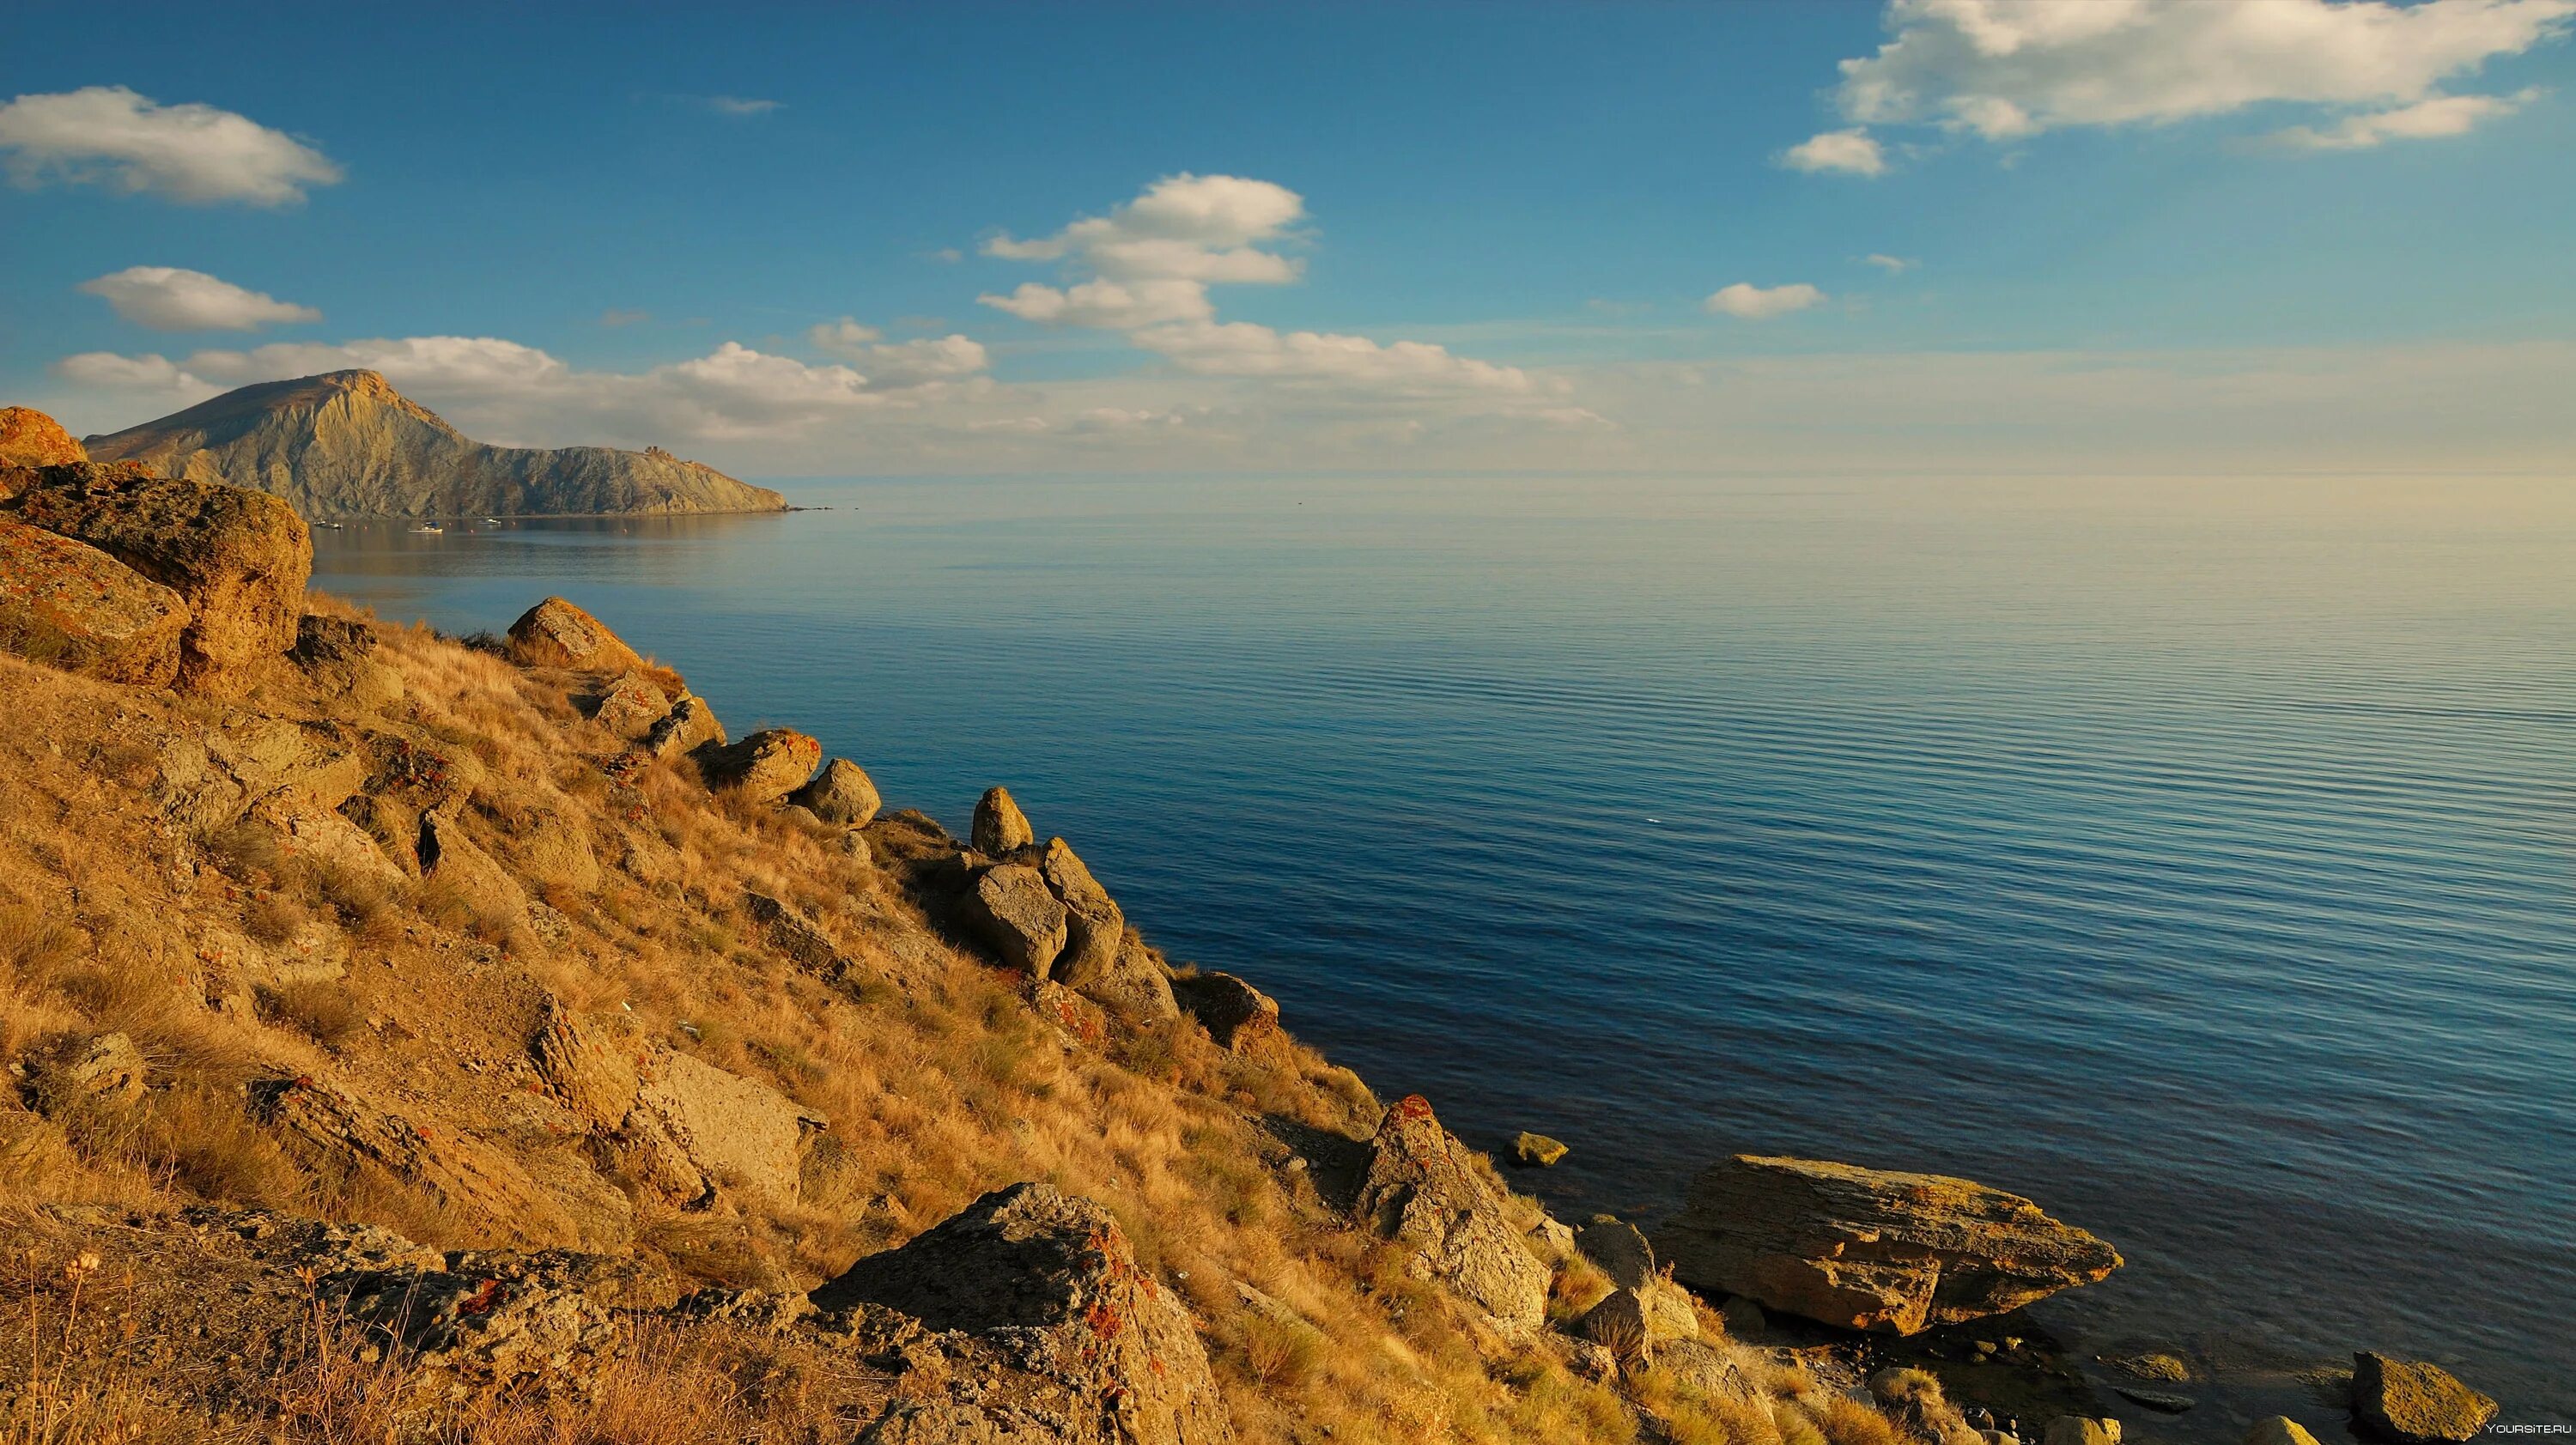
[0,85,341,204]
[78,266,321,331]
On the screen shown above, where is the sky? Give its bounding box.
[4,0,2573,477]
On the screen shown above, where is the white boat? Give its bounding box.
[410,524,444,535]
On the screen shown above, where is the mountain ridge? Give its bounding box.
[84,369,788,519]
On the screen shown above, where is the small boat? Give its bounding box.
[482,517,502,525]
[318,521,345,530]
[409,524,444,535]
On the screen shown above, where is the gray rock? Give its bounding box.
[970,786,1034,855]
[964,864,1066,974]
[792,758,882,826]
[1352,1094,1550,1334]
[643,694,725,758]
[1173,971,1279,1050]
[1036,836,1123,981]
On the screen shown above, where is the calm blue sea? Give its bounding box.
[312,475,2574,1424]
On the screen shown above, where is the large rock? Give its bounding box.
[504,596,647,674]
[1657,1156,2122,1334]
[0,406,86,467]
[531,1002,824,1206]
[4,464,310,692]
[0,518,189,686]
[699,727,821,804]
[1036,836,1124,977]
[289,614,402,709]
[261,1077,586,1248]
[1174,970,1279,1050]
[971,785,1035,854]
[1351,1094,1549,1333]
[813,1182,1233,1445]
[964,863,1067,974]
[635,1053,825,1206]
[1573,1216,1698,1342]
[2351,1353,2498,1444]
[24,1032,149,1116]
[586,670,670,738]
[643,694,725,758]
[791,757,881,825]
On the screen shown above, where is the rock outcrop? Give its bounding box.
[812,1181,1234,1445]
[0,518,190,686]
[1657,1156,2121,1334]
[0,405,87,467]
[972,785,1035,854]
[790,757,881,825]
[644,694,725,757]
[1572,1216,1698,1344]
[1351,1095,1550,1333]
[1037,835,1122,975]
[3,463,310,692]
[2351,1353,2498,1444]
[289,614,403,709]
[532,1002,825,1206]
[505,597,649,675]
[83,370,788,519]
[1175,971,1279,1050]
[699,728,821,804]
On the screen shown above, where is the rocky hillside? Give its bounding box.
[0,408,2490,1445]
[82,370,788,519]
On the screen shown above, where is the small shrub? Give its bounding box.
[244,894,309,946]
[260,981,365,1048]
[1242,1312,1327,1388]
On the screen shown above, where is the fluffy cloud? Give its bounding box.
[1864,253,1917,272]
[1705,282,1826,319]
[77,265,321,331]
[981,174,1552,406]
[2272,87,2540,148]
[1782,127,1889,175]
[1809,0,2570,165]
[805,318,884,352]
[0,86,342,204]
[804,319,992,386]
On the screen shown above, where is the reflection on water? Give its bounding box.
[314,475,2576,1425]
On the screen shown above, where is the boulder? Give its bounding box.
[2245,1420,2324,1445]
[813,1181,1233,1445]
[634,1053,825,1205]
[1072,929,1182,1023]
[531,1003,824,1205]
[1657,1155,2122,1334]
[1174,970,1279,1050]
[0,406,86,467]
[643,694,725,758]
[417,804,530,930]
[1571,1217,1697,1341]
[502,597,647,674]
[964,863,1067,974]
[699,727,820,804]
[1036,835,1124,981]
[2044,1422,2119,1445]
[1514,1131,1569,1167]
[743,890,859,986]
[1871,1367,1984,1445]
[0,518,188,686]
[1351,1094,1549,1333]
[587,670,671,738]
[971,785,1035,854]
[289,614,402,709]
[790,757,881,825]
[245,786,407,885]
[3,464,310,693]
[1657,1336,1761,1405]
[2352,1353,2498,1444]
[24,1032,149,1116]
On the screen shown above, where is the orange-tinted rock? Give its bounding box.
[698,727,820,804]
[1352,1094,1551,1333]
[3,464,309,693]
[0,406,86,467]
[0,517,188,686]
[503,597,647,674]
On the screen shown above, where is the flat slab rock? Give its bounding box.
[1656,1154,2121,1334]
[2352,1352,2498,1444]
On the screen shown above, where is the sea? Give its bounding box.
[310,474,2574,1429]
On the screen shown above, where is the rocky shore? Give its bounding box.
[0,409,2510,1443]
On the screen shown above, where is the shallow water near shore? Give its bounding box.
[310,474,2574,1430]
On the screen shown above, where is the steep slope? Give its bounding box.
[84,370,788,519]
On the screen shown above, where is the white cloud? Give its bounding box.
[1130,320,1537,393]
[984,173,1308,281]
[704,96,781,116]
[852,334,991,386]
[2272,87,2541,148]
[77,265,321,331]
[1820,0,2571,158]
[1864,253,1917,272]
[979,278,1216,329]
[1782,127,1890,175]
[805,318,884,353]
[0,85,341,204]
[1705,282,1827,319]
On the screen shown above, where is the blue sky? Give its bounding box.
[6,1,2573,475]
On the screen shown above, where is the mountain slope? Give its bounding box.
[85,370,788,519]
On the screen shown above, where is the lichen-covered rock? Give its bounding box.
[644,693,725,758]
[1068,928,1182,1023]
[971,786,1035,854]
[1658,1155,2122,1334]
[3,464,310,693]
[2352,1353,2498,1444]
[0,406,87,467]
[1174,970,1279,1050]
[965,863,1067,974]
[791,757,882,825]
[0,518,188,686]
[1351,1094,1549,1333]
[503,596,647,674]
[1571,1217,1698,1343]
[587,670,671,738]
[289,614,402,709]
[814,1181,1234,1445]
[699,727,820,803]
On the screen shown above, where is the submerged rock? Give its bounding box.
[1657,1155,2121,1334]
[970,785,1035,854]
[1352,1094,1550,1333]
[2352,1352,2498,1444]
[814,1181,1234,1445]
